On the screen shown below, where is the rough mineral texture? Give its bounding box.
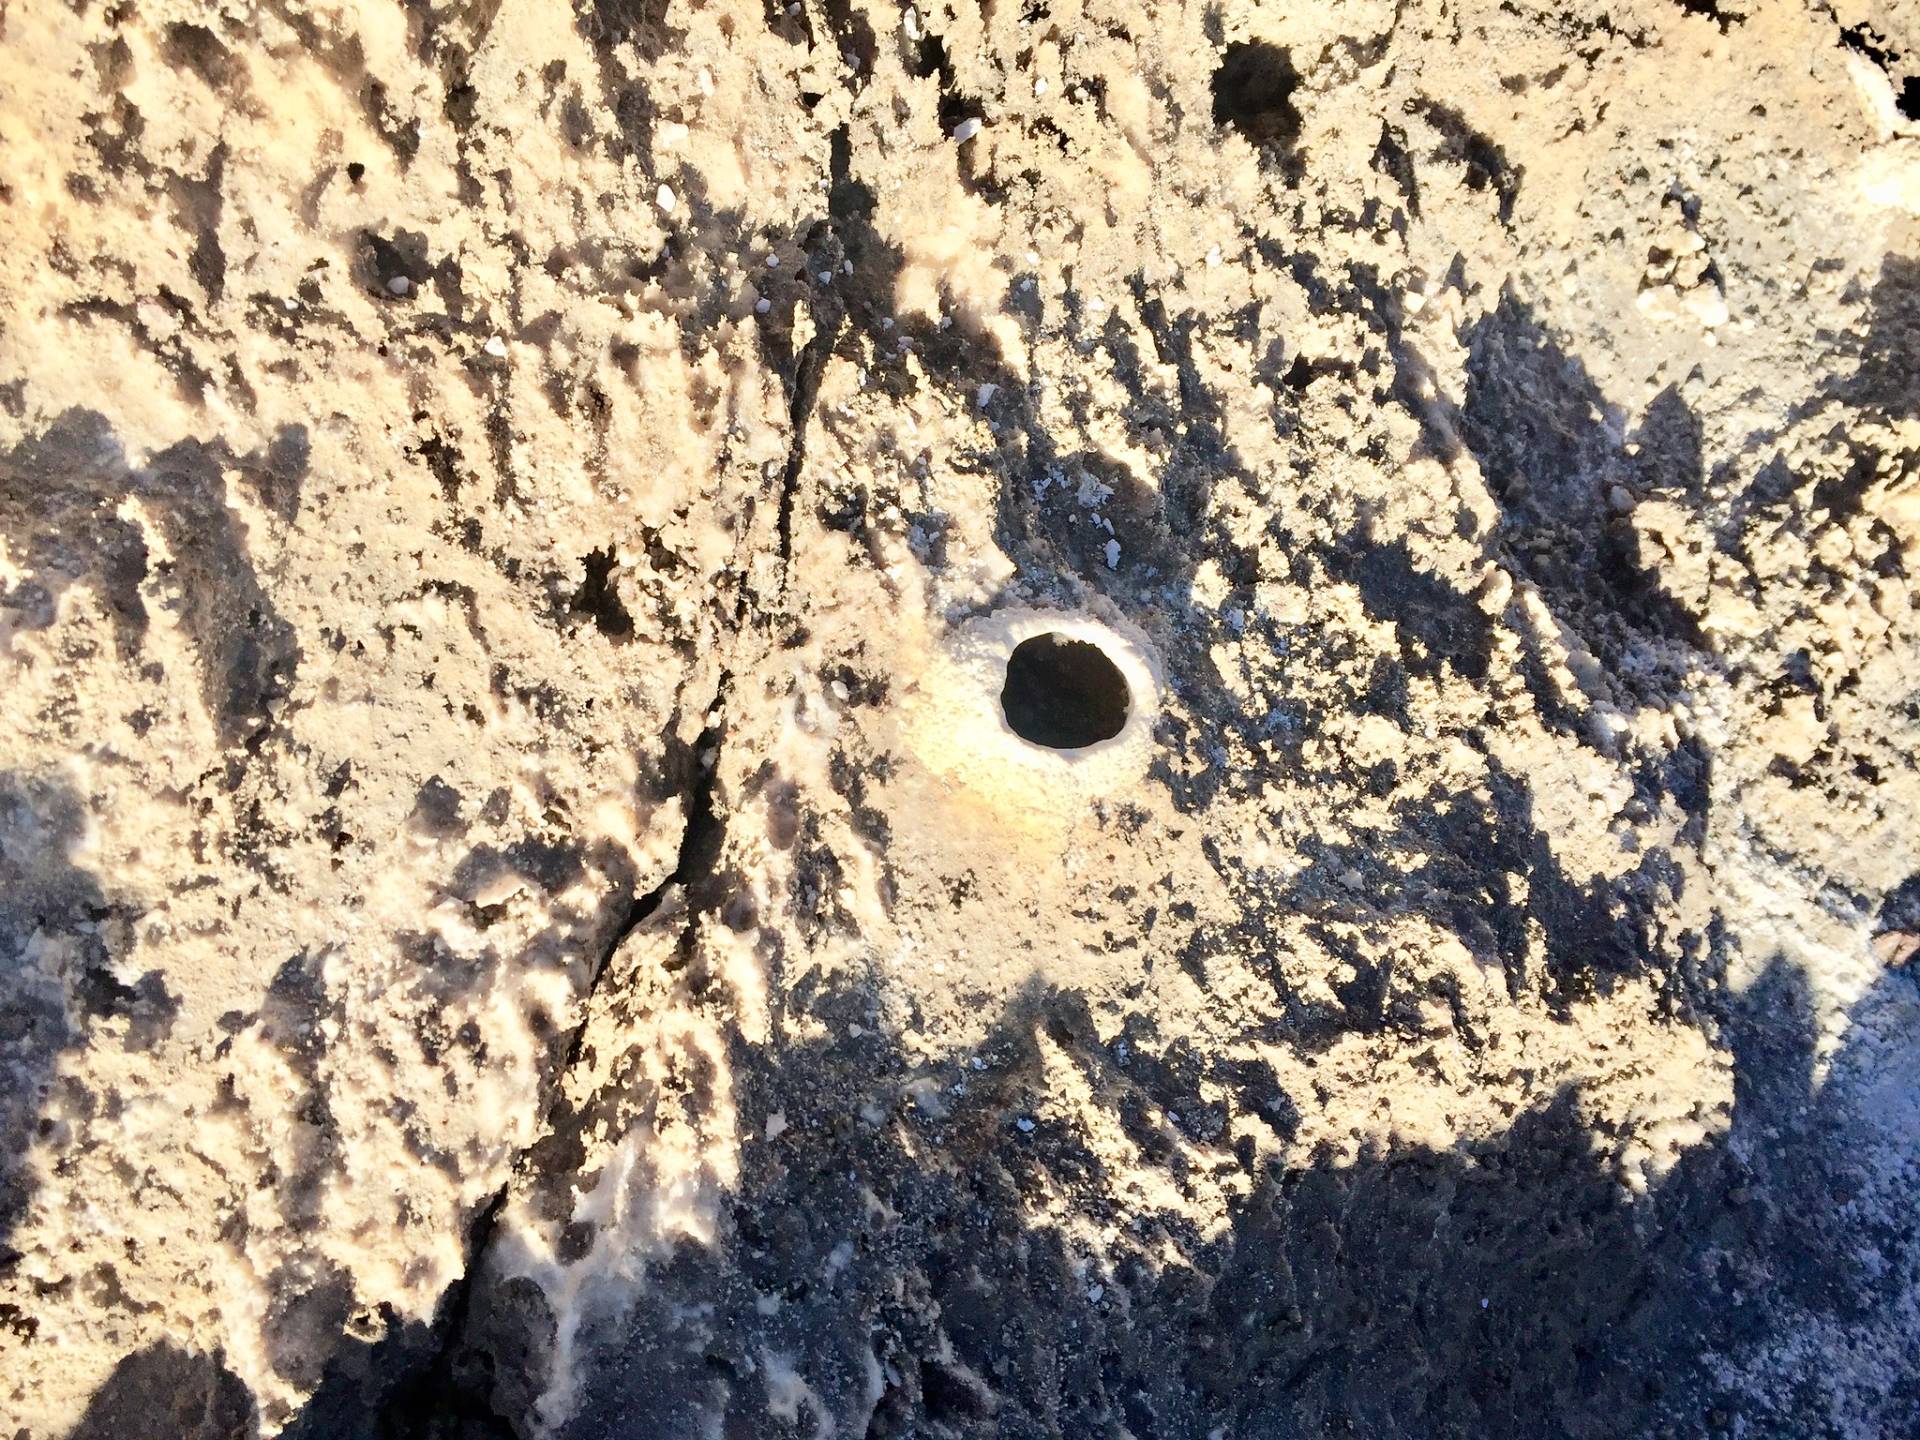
[2,0,1918,1437]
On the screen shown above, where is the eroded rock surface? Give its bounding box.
[2,1,1918,1437]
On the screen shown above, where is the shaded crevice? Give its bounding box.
[778,327,839,572]
[369,1185,519,1438]
[776,128,865,576]
[612,670,733,959]
[368,671,734,1438]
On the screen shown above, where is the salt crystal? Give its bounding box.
[483,335,507,358]
[656,183,677,213]
[951,117,983,143]
[766,253,781,268]
[1015,1117,1036,1133]
[386,275,410,295]
[282,297,298,311]
[1104,538,1121,569]
[755,297,771,314]
[903,6,920,38]
[829,679,850,701]
[1087,1285,1104,1302]
[976,382,998,408]
[1034,77,1049,97]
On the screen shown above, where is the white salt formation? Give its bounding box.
[1,2,1918,1438]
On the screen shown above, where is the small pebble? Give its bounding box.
[483,335,507,358]
[951,117,983,143]
[656,183,677,213]
[386,275,411,296]
[1015,1117,1036,1133]
[1088,1284,1104,1302]
[755,297,771,314]
[1104,538,1121,569]
[1034,77,1049,97]
[976,382,999,408]
[765,253,781,269]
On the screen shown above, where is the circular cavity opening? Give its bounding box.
[999,633,1132,749]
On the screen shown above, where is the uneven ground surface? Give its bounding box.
[2,0,1920,1436]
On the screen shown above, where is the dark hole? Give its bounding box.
[570,545,634,640]
[1675,0,1743,32]
[1000,633,1130,749]
[1210,41,1302,157]
[921,1362,988,1420]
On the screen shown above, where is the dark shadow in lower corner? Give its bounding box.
[1,771,181,1316]
[66,1341,257,1440]
[265,944,1920,1440]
